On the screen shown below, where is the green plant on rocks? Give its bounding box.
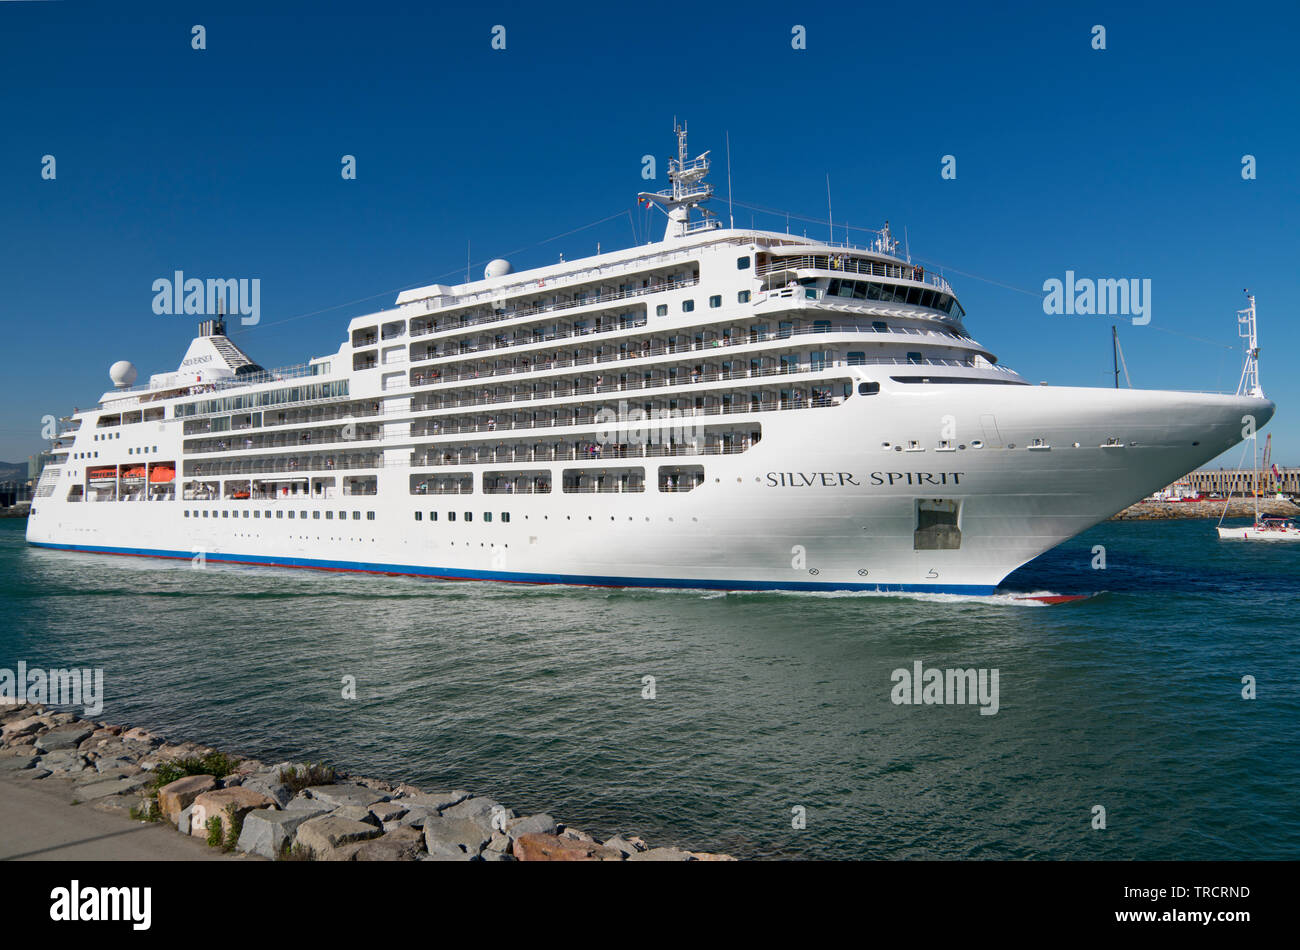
[277,840,314,862]
[221,804,244,852]
[278,763,335,793]
[205,814,223,848]
[149,751,240,792]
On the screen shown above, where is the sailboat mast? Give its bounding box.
[1112,326,1119,389]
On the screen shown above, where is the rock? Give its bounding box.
[295,815,382,859]
[178,804,195,835]
[37,750,88,773]
[190,787,277,840]
[240,777,293,808]
[333,804,381,825]
[34,723,94,752]
[0,755,36,773]
[1,716,43,743]
[512,833,624,862]
[441,796,513,835]
[398,790,470,812]
[626,847,694,861]
[305,784,388,809]
[423,817,491,858]
[284,794,325,812]
[94,757,138,774]
[74,774,151,800]
[369,802,408,824]
[689,852,738,861]
[560,827,595,843]
[486,831,511,853]
[480,850,515,862]
[13,767,51,781]
[122,727,162,745]
[391,805,434,830]
[157,774,217,825]
[353,828,423,862]
[506,813,557,837]
[236,807,327,859]
[600,835,644,856]
[0,745,38,759]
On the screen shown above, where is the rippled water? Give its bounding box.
[2,517,1297,859]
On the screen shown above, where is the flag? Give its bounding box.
[1272,463,1282,483]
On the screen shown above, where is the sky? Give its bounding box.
[2,0,1297,465]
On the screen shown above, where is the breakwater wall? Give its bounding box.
[0,702,733,862]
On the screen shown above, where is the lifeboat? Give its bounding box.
[87,467,117,482]
[149,466,176,483]
[121,466,147,481]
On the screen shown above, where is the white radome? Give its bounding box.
[484,258,512,279]
[109,360,137,388]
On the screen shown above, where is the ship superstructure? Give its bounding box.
[28,127,1275,592]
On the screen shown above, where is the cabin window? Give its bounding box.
[501,512,510,523]
[858,382,880,395]
[430,511,438,521]
[367,511,375,520]
[449,511,456,521]
[484,512,492,522]
[737,256,750,269]
[907,352,923,364]
[352,511,361,520]
[464,512,473,522]
[709,295,721,308]
[848,351,866,366]
[415,511,422,521]
[738,290,751,303]
[682,299,694,312]
[656,304,668,316]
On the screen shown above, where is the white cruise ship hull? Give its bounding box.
[28,385,1273,594]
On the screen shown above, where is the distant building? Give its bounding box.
[1178,467,1299,497]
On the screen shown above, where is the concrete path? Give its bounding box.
[0,774,251,861]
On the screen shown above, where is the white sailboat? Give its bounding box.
[1215,292,1299,540]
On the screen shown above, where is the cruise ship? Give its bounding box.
[27,127,1275,594]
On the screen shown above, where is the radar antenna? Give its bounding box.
[638,122,719,240]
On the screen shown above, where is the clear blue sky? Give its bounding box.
[2,0,1297,464]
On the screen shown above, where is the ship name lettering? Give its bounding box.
[869,472,965,486]
[765,472,860,487]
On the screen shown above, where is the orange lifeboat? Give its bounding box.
[149,466,175,483]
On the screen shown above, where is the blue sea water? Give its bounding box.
[1,516,1296,859]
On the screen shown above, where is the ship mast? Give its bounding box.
[1235,291,1262,397]
[638,122,718,240]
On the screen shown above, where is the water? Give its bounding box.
[2,517,1297,859]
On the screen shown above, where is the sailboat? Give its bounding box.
[1215,292,1300,540]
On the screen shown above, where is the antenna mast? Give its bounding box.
[1235,290,1263,397]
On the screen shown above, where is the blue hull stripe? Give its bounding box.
[26,541,998,595]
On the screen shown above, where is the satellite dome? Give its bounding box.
[109,360,137,389]
[484,258,513,279]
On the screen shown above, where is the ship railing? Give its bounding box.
[428,243,719,314]
[756,255,954,295]
[409,315,651,363]
[408,277,699,340]
[407,323,985,388]
[408,441,762,468]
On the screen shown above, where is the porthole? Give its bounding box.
[971,440,984,449]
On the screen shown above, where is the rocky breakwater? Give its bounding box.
[1110,498,1300,521]
[0,702,734,862]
